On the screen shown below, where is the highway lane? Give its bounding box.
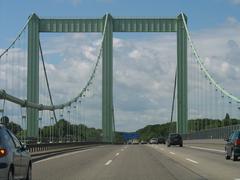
[97,144,203,180]
[150,144,240,180]
[33,145,123,180]
[33,144,240,180]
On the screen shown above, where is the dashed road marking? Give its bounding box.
[186,158,199,164]
[115,153,120,156]
[105,160,112,166]
[169,151,175,155]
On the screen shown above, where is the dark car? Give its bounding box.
[167,133,183,147]
[127,140,132,145]
[225,130,240,161]
[158,137,166,144]
[0,124,32,180]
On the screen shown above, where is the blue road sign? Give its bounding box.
[122,132,140,141]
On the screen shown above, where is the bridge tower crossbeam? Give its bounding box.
[27,13,188,142]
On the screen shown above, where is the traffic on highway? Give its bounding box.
[1,124,240,180]
[31,141,240,180]
[1,1,240,180]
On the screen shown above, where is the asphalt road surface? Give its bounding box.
[33,144,240,180]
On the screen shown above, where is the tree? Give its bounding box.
[136,122,176,141]
[222,113,231,126]
[7,122,22,135]
[225,113,230,120]
[0,116,9,124]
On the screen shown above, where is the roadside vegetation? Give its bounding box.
[1,113,239,143]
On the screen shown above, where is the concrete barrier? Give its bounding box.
[183,139,226,151]
[184,139,225,145]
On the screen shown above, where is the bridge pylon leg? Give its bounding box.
[102,14,114,143]
[177,14,188,134]
[27,13,40,138]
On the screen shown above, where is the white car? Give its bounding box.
[132,139,139,144]
[149,138,158,144]
[0,124,32,180]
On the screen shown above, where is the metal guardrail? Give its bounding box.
[27,141,105,153]
[27,141,109,163]
[182,124,240,140]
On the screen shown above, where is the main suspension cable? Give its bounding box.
[0,15,31,59]
[0,13,109,111]
[181,13,240,103]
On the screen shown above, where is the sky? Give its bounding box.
[0,0,240,132]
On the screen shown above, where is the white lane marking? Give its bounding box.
[234,178,240,180]
[121,149,124,151]
[105,160,112,166]
[169,151,175,155]
[34,148,94,164]
[124,146,127,149]
[186,158,199,164]
[115,153,120,156]
[186,145,225,153]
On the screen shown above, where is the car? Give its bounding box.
[225,130,240,161]
[140,140,147,144]
[132,139,140,144]
[158,137,166,144]
[149,138,158,144]
[127,140,132,145]
[0,124,32,180]
[166,133,183,147]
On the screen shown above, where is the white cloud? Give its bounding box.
[113,38,123,48]
[227,17,239,25]
[1,17,240,131]
[128,50,142,59]
[229,0,240,5]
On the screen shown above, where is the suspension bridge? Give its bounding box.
[0,13,240,179]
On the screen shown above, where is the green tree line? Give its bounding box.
[1,116,125,143]
[136,113,240,141]
[2,113,239,143]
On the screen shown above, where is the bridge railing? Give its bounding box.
[182,124,240,140]
[26,141,112,162]
[27,141,105,153]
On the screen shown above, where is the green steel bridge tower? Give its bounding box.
[27,13,188,142]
